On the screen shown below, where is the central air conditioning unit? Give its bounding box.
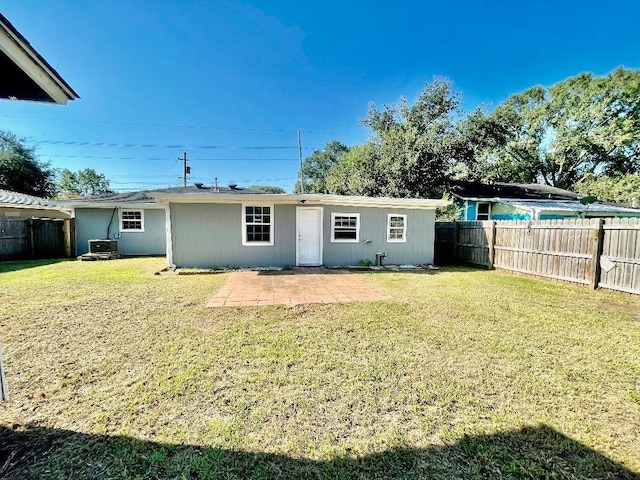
[88,239,118,253]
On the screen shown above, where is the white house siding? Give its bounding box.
[75,208,166,255]
[169,202,436,268]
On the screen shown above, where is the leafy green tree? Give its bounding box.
[249,185,286,194]
[482,68,640,189]
[573,174,640,206]
[56,168,114,198]
[325,79,461,198]
[451,108,514,182]
[325,144,380,195]
[294,140,349,193]
[0,130,55,197]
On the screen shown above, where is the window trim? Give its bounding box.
[242,203,274,246]
[476,202,491,221]
[387,213,407,243]
[330,212,360,243]
[119,209,145,232]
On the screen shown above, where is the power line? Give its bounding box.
[41,154,299,162]
[110,176,297,187]
[0,114,348,136]
[32,140,311,150]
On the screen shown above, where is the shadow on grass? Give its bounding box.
[0,258,68,274]
[0,424,637,479]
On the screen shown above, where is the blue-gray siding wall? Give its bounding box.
[75,208,166,255]
[320,205,435,266]
[171,203,296,268]
[170,203,435,268]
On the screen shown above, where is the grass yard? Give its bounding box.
[0,258,639,479]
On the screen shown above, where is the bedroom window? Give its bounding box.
[477,202,491,220]
[242,204,274,246]
[387,214,407,242]
[120,210,144,232]
[331,213,360,242]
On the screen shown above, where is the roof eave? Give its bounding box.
[0,14,79,104]
[152,193,450,210]
[0,203,71,214]
[60,201,164,209]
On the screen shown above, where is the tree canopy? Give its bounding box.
[324,79,462,198]
[0,130,55,198]
[573,174,640,206]
[477,68,640,189]
[294,140,349,193]
[249,185,286,194]
[298,69,640,201]
[56,168,114,198]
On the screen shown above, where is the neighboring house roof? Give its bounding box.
[451,181,580,201]
[0,188,71,216]
[0,188,53,207]
[501,200,640,215]
[0,13,79,104]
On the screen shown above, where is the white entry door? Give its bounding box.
[296,207,323,266]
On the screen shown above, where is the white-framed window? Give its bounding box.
[242,204,274,246]
[476,202,491,221]
[120,209,144,232]
[387,214,407,242]
[331,213,360,243]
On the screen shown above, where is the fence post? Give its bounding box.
[28,219,36,258]
[488,220,497,269]
[453,221,460,263]
[590,218,605,289]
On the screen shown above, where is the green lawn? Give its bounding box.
[0,258,639,479]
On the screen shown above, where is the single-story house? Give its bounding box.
[149,184,449,269]
[450,181,640,220]
[59,192,167,256]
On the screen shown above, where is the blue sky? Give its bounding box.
[1,1,639,193]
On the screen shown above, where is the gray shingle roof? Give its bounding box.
[0,189,53,206]
[451,181,580,200]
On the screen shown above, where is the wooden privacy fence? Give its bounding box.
[435,218,640,295]
[0,217,74,260]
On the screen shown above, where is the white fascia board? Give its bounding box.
[0,203,71,215]
[0,20,77,104]
[65,202,164,210]
[152,193,450,210]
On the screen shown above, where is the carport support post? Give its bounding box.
[590,218,605,289]
[63,218,74,258]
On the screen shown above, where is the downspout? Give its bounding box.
[106,207,117,239]
[163,201,175,268]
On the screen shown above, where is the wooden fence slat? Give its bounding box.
[435,218,639,294]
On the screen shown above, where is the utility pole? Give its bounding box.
[297,129,304,194]
[176,151,190,187]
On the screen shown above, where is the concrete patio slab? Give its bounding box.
[207,268,390,307]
